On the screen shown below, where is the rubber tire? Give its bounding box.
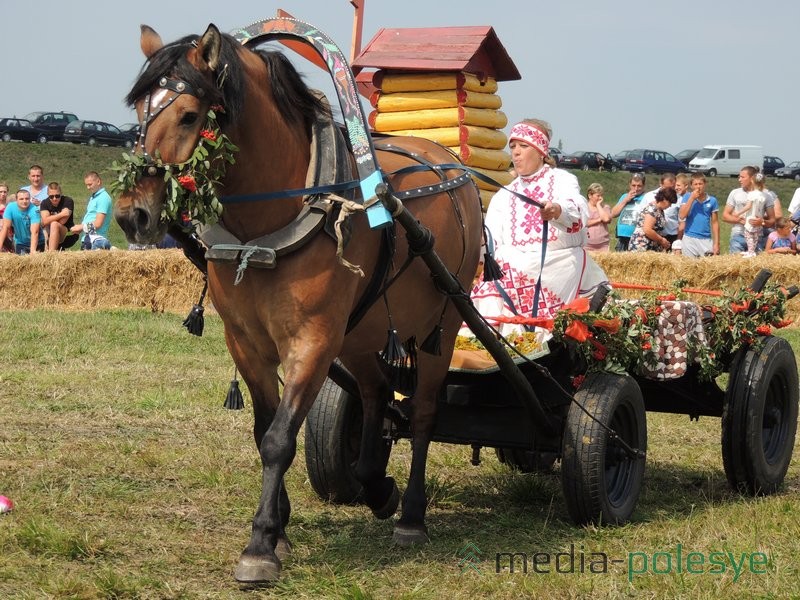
[794,174,800,182]
[581,164,590,171]
[495,447,557,473]
[87,137,97,146]
[304,379,369,504]
[721,336,799,495]
[610,165,618,172]
[37,135,47,144]
[124,139,133,149]
[561,372,647,526]
[1,133,10,142]
[708,168,717,177]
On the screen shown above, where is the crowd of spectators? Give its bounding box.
[0,165,114,255]
[586,166,799,257]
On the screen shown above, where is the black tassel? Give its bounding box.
[381,328,407,363]
[420,325,443,356]
[182,304,205,336]
[183,280,208,337]
[482,252,505,282]
[224,367,245,410]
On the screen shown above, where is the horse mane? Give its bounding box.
[126,32,325,134]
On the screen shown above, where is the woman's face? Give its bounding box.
[588,191,603,203]
[509,140,544,177]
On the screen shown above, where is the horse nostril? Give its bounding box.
[133,207,150,232]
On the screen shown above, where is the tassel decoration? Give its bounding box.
[183,280,208,337]
[482,251,505,282]
[420,326,443,356]
[224,367,245,410]
[381,328,407,363]
[182,304,205,336]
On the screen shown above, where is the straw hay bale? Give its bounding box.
[2,250,799,326]
[0,250,204,313]
[592,252,800,325]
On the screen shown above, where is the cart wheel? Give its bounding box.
[304,379,364,503]
[495,447,557,473]
[561,372,647,525]
[722,336,799,495]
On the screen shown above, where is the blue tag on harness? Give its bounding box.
[361,171,393,229]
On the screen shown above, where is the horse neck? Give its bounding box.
[218,80,312,241]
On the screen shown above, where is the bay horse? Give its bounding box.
[115,24,482,582]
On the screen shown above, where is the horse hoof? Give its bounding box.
[392,523,430,547]
[275,537,292,562]
[371,478,400,520]
[234,554,281,584]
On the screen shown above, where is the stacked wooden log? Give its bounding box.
[368,71,513,209]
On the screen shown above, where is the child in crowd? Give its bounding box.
[584,182,611,252]
[736,172,767,257]
[765,217,796,255]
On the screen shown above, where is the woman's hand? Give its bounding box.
[541,201,562,221]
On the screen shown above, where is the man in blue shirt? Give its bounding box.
[0,189,45,254]
[678,172,720,258]
[70,171,112,249]
[610,172,647,251]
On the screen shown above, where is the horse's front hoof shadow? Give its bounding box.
[234,553,282,584]
[392,523,430,547]
[370,477,400,520]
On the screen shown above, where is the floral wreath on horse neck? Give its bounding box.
[110,106,239,228]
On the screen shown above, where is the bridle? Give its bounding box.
[136,75,208,171]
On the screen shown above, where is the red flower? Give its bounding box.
[592,318,621,334]
[563,297,591,314]
[210,104,226,113]
[657,293,676,301]
[756,325,772,336]
[572,374,585,389]
[178,175,197,192]
[654,306,663,315]
[564,319,590,342]
[200,129,217,141]
[634,307,648,322]
[773,319,793,328]
[731,301,750,313]
[642,342,652,351]
[590,338,607,360]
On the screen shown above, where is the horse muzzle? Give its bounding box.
[114,179,169,245]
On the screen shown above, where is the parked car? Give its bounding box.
[612,150,632,164]
[774,161,800,181]
[119,122,141,140]
[559,151,612,171]
[0,118,47,143]
[763,156,785,175]
[23,111,78,142]
[64,120,134,148]
[622,149,685,174]
[675,148,700,167]
[548,147,563,165]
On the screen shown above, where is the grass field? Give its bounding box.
[1,310,799,599]
[2,141,800,252]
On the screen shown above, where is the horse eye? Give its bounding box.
[179,112,199,127]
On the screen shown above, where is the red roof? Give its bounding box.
[351,26,520,82]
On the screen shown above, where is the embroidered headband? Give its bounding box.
[509,122,550,157]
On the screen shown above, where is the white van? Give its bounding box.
[688,145,763,177]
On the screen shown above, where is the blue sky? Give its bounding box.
[3,0,799,161]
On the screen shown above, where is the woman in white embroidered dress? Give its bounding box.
[469,119,609,337]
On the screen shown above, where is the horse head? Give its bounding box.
[114,24,239,244]
[115,24,325,245]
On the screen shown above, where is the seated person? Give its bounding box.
[467,119,609,338]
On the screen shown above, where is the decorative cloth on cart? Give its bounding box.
[639,300,707,381]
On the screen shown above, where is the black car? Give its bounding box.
[119,122,141,141]
[675,148,700,167]
[559,151,613,171]
[23,111,78,142]
[774,161,800,181]
[763,156,785,175]
[64,120,134,148]
[0,118,47,143]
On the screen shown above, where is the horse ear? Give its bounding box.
[140,25,164,58]
[197,24,223,71]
